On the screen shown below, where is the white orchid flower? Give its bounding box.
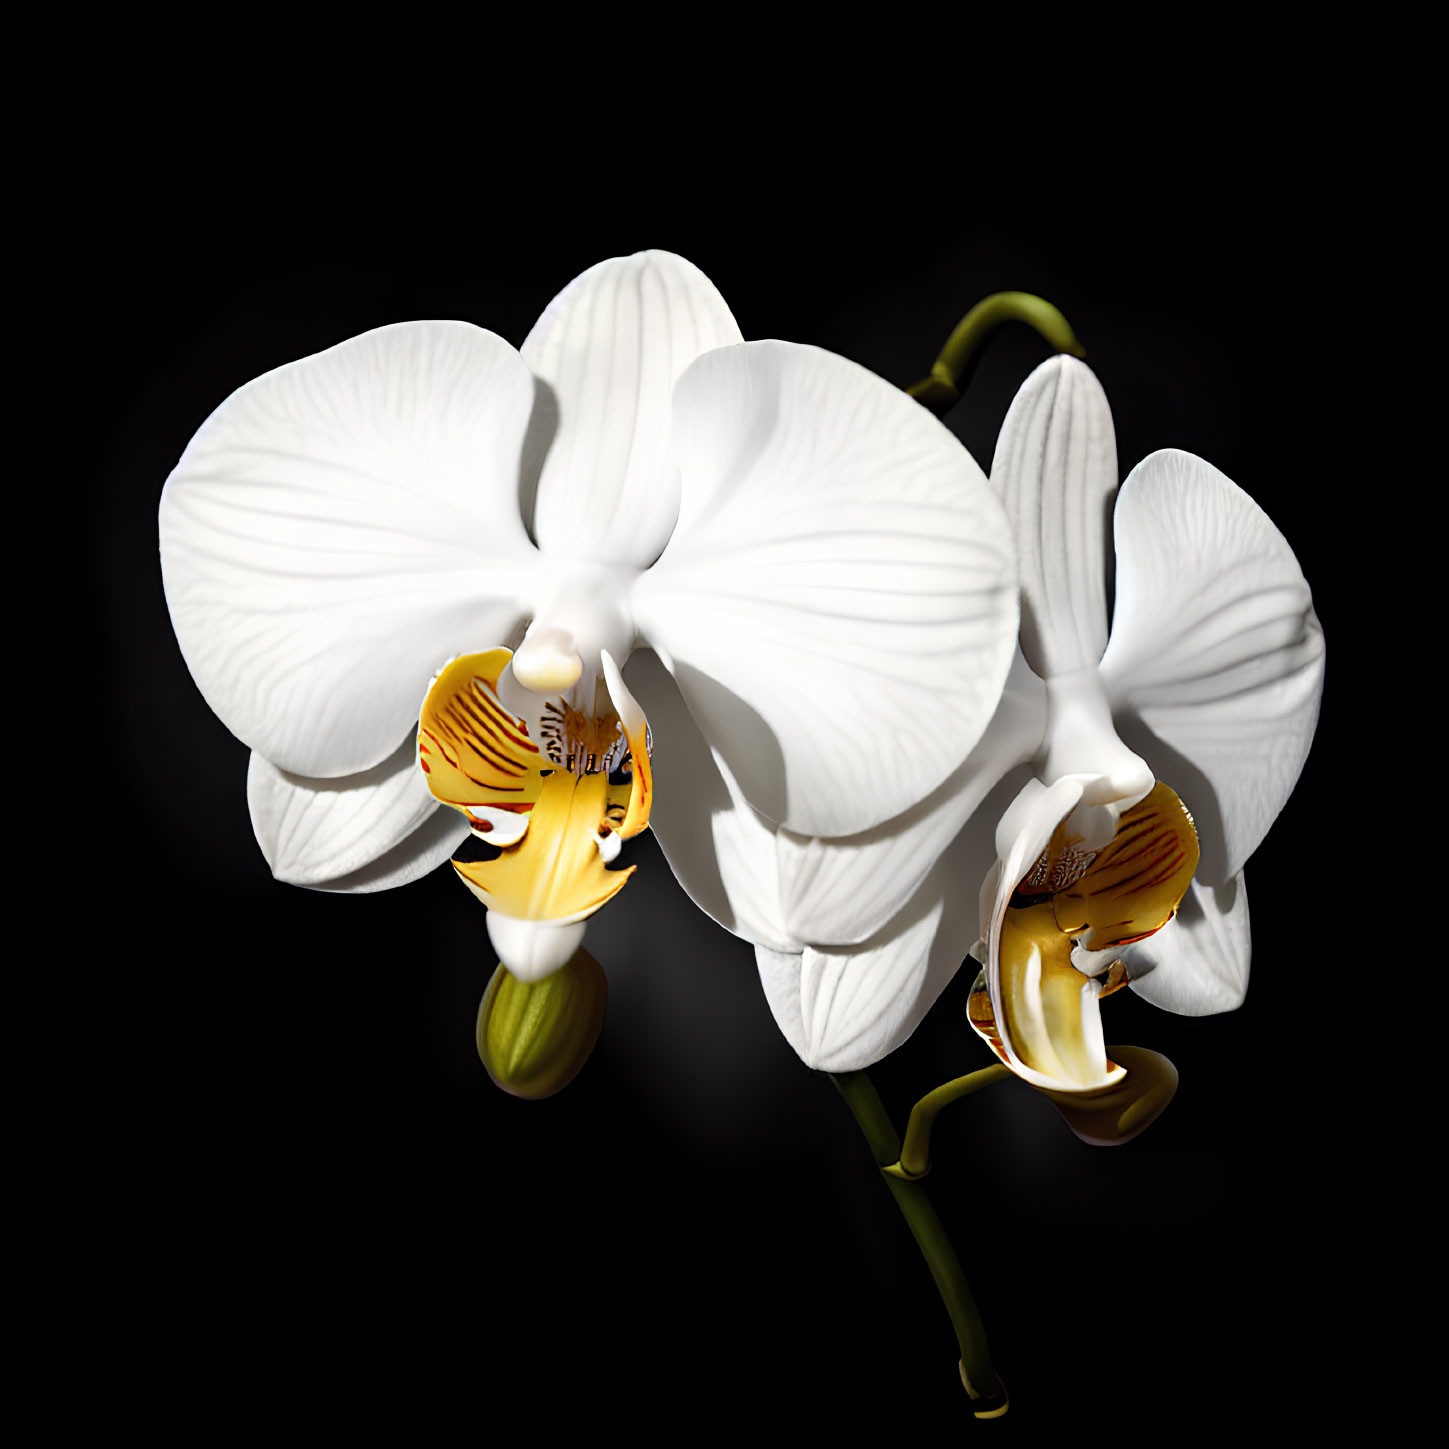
[159,250,1019,986]
[955,355,1324,1140]
[654,350,1322,1085]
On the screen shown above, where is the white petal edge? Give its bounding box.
[161,321,539,779]
[522,250,743,569]
[248,740,469,893]
[774,649,1045,945]
[989,356,1118,676]
[755,835,983,1072]
[1099,449,1324,883]
[636,339,1018,836]
[622,649,794,952]
[1126,872,1251,1016]
[486,913,588,984]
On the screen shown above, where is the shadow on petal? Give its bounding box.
[668,658,789,826]
[517,373,559,548]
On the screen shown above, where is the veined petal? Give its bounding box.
[989,356,1117,676]
[522,250,742,569]
[1127,872,1251,1016]
[160,322,538,779]
[755,946,810,1061]
[755,840,981,1072]
[636,340,1017,836]
[623,649,793,952]
[248,742,469,892]
[775,649,1045,945]
[1099,449,1325,883]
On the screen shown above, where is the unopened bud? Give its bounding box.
[476,948,607,1099]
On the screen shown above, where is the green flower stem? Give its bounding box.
[831,1071,1007,1417]
[907,291,1086,417]
[884,1065,1011,1181]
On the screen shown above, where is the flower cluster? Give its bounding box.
[160,251,1322,1130]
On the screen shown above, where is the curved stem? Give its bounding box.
[886,1064,1011,1181]
[831,1071,1007,1417]
[907,291,1086,417]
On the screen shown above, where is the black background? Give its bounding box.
[48,156,1360,1437]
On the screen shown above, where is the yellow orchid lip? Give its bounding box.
[972,780,1198,1140]
[417,648,652,925]
[967,977,1179,1145]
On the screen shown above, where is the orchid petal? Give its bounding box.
[160,322,538,779]
[989,356,1117,676]
[774,649,1045,945]
[1126,872,1251,1016]
[755,842,981,1072]
[522,250,742,569]
[623,649,793,952]
[247,740,468,892]
[636,340,1017,836]
[1099,450,1324,883]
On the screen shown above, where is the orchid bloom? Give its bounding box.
[956,355,1324,1140]
[159,250,1019,986]
[653,352,1322,1087]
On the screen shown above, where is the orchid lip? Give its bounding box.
[979,779,1200,1096]
[417,646,652,927]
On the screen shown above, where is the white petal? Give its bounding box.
[161,322,538,778]
[989,356,1117,676]
[622,650,793,951]
[1099,450,1325,883]
[522,251,742,569]
[635,340,1017,836]
[755,946,810,1061]
[755,837,984,1072]
[248,740,468,892]
[775,649,1044,945]
[1127,872,1251,1016]
[486,913,588,983]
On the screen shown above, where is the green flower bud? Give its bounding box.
[476,949,607,1099]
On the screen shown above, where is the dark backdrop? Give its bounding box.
[50,169,1352,1437]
